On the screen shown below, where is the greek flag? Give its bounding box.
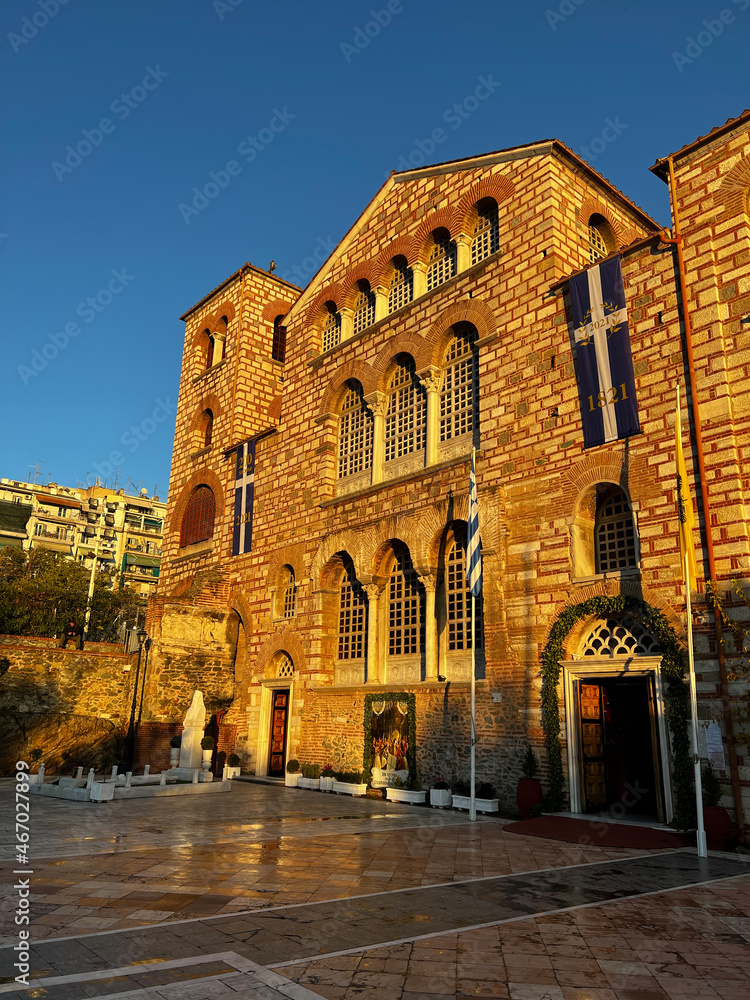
[466,449,482,597]
[232,439,256,556]
[570,255,640,448]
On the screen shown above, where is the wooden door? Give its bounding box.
[268,689,290,777]
[578,682,607,811]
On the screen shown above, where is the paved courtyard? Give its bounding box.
[0,779,748,999]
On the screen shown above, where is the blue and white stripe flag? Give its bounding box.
[570,255,640,449]
[466,449,482,598]
[232,439,256,556]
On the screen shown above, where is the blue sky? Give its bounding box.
[2,0,747,496]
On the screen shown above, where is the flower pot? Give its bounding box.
[285,772,299,787]
[332,780,367,796]
[297,776,320,790]
[516,778,544,820]
[430,787,452,808]
[451,794,499,813]
[201,751,212,772]
[386,787,426,804]
[170,749,180,768]
[703,805,733,851]
[319,775,334,792]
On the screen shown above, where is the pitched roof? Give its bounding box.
[179,262,300,321]
[650,109,750,179]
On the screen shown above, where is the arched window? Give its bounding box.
[179,485,216,547]
[276,653,295,677]
[471,199,500,265]
[385,357,425,463]
[338,383,373,479]
[388,545,423,657]
[440,326,477,442]
[388,256,414,312]
[595,487,637,572]
[426,229,457,291]
[203,330,214,370]
[201,409,213,449]
[280,565,297,618]
[321,304,341,352]
[338,565,367,661]
[588,214,614,263]
[446,535,483,651]
[272,315,286,362]
[352,281,376,335]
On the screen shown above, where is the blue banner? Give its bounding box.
[232,439,256,556]
[570,255,640,448]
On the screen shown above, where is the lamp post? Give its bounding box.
[123,628,148,771]
[83,535,100,639]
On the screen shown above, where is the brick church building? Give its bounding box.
[143,110,750,827]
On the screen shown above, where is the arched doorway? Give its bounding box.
[257,652,296,778]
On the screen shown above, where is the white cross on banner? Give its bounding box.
[232,439,256,556]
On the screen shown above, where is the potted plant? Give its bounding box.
[452,780,499,813]
[319,764,335,792]
[298,763,321,790]
[516,744,544,820]
[702,761,733,850]
[200,736,214,772]
[285,759,300,786]
[430,776,452,808]
[332,769,367,796]
[386,773,427,805]
[225,753,241,779]
[169,734,181,769]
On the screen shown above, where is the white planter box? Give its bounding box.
[297,777,320,790]
[386,787,426,804]
[332,780,367,796]
[225,766,241,779]
[451,794,499,813]
[285,773,300,787]
[319,776,334,792]
[430,788,452,808]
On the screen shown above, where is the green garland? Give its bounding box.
[540,595,693,829]
[362,692,417,787]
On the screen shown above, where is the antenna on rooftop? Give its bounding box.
[28,460,44,484]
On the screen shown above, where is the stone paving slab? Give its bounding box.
[1,851,745,993]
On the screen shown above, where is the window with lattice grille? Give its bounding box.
[595,488,636,572]
[427,237,457,291]
[581,617,660,657]
[322,310,341,352]
[179,486,216,547]
[338,387,373,479]
[388,264,413,312]
[281,567,297,618]
[440,332,476,441]
[352,287,376,335]
[471,205,500,265]
[446,537,483,651]
[388,548,423,656]
[589,222,609,263]
[385,359,425,463]
[338,575,366,660]
[276,654,294,677]
[272,316,286,362]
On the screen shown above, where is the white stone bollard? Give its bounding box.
[192,770,199,784]
[111,765,118,780]
[86,769,95,790]
[160,771,167,786]
[37,763,45,783]
[125,771,133,788]
[76,766,83,779]
[222,765,228,781]
[144,765,150,776]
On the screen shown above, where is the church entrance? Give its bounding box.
[267,689,290,778]
[578,677,660,818]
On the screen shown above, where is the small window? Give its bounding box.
[338,568,367,660]
[204,330,214,370]
[588,214,614,264]
[321,305,341,352]
[471,199,500,265]
[595,487,636,572]
[352,281,376,335]
[280,565,297,618]
[272,315,286,363]
[179,485,216,547]
[427,229,457,291]
[201,409,214,449]
[388,257,414,312]
[338,384,373,479]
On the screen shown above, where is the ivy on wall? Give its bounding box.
[362,692,417,787]
[540,594,693,829]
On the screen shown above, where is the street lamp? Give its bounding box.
[122,628,148,771]
[82,536,100,639]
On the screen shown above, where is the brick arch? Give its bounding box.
[305,283,343,327]
[370,332,429,391]
[341,260,380,308]
[319,360,373,417]
[254,631,308,676]
[413,208,461,263]
[265,543,306,588]
[374,236,415,285]
[262,300,292,323]
[420,299,498,367]
[189,393,223,431]
[579,196,625,249]
[562,451,633,505]
[310,526,374,591]
[455,174,515,233]
[211,301,236,328]
[167,469,224,540]
[718,155,750,221]
[191,323,213,349]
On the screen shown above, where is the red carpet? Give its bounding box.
[503,816,688,849]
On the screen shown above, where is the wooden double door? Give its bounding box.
[578,676,663,820]
[267,689,290,778]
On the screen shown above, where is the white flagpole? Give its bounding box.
[685,550,707,857]
[470,588,476,823]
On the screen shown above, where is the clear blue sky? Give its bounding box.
[2,0,747,496]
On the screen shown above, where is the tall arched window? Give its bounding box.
[388,545,423,657]
[595,487,637,572]
[279,565,297,618]
[338,383,373,479]
[338,566,367,661]
[321,304,341,352]
[446,536,483,651]
[179,485,216,547]
[272,315,286,362]
[203,330,214,370]
[385,357,425,463]
[471,198,500,265]
[588,214,614,263]
[201,409,214,449]
[388,256,414,312]
[352,281,376,335]
[440,327,477,442]
[426,229,457,291]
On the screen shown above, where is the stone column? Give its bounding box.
[456,233,473,273]
[418,573,439,682]
[212,332,226,365]
[340,306,354,343]
[364,390,388,485]
[412,260,428,299]
[374,287,388,323]
[418,366,443,467]
[363,582,384,684]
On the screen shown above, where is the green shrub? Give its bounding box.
[521,744,539,779]
[200,736,214,751]
[170,735,182,749]
[286,759,300,773]
[301,763,320,778]
[391,776,405,789]
[335,770,362,784]
[227,753,240,767]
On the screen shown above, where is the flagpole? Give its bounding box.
[470,587,476,823]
